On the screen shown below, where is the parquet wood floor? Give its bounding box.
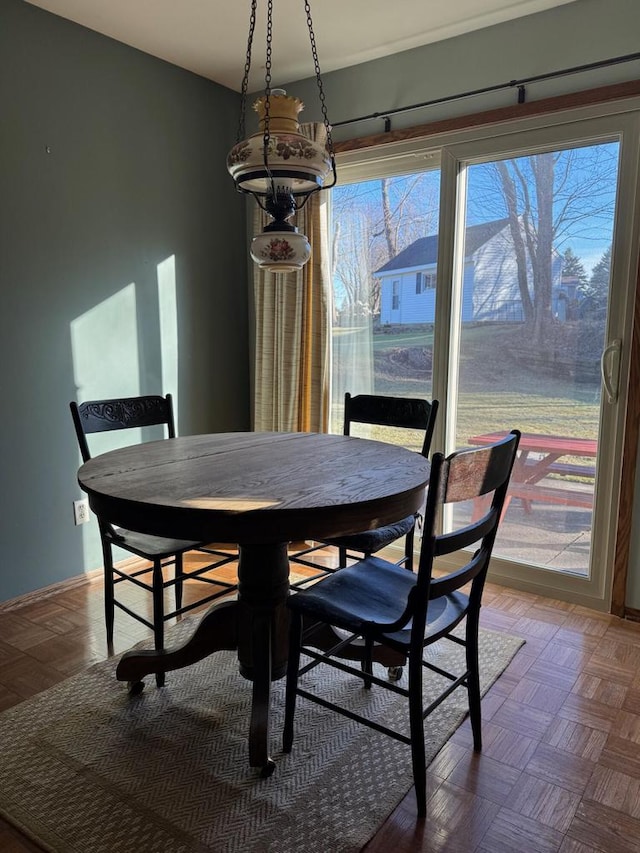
[1,551,640,852]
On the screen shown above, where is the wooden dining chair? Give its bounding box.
[290,393,439,581]
[70,394,238,686]
[283,430,520,818]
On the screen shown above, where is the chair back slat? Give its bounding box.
[433,508,498,557]
[440,437,519,503]
[343,393,438,457]
[70,395,175,462]
[428,548,487,599]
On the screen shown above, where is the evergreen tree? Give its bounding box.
[588,246,612,298]
[561,247,588,285]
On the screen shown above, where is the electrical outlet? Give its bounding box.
[73,498,90,526]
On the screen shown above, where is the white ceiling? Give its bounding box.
[25,0,578,92]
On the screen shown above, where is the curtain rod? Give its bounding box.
[332,52,640,131]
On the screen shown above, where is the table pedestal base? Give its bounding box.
[116,542,290,776]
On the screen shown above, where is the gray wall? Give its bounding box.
[1,0,250,602]
[285,0,640,139]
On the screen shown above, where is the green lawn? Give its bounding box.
[332,324,600,455]
[373,329,435,350]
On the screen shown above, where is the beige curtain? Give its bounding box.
[253,123,332,433]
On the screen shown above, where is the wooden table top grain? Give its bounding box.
[78,431,431,545]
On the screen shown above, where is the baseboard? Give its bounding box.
[0,554,144,613]
[624,606,640,623]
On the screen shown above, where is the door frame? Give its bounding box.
[434,111,640,610]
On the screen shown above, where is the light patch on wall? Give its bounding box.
[70,282,141,458]
[71,282,140,392]
[157,255,179,415]
[70,283,142,571]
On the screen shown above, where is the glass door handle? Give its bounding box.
[601,338,621,403]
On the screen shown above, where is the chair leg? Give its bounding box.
[283,611,303,753]
[466,614,482,752]
[404,527,415,573]
[338,546,348,569]
[152,560,166,688]
[362,636,373,689]
[175,552,184,612]
[101,539,115,648]
[408,647,427,819]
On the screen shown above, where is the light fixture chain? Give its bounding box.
[262,0,275,193]
[237,0,258,143]
[304,0,334,156]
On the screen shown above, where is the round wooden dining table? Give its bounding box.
[77,431,431,776]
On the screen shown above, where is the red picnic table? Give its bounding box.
[468,431,597,514]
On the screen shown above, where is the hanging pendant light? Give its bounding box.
[227,0,337,273]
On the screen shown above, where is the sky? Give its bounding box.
[331,139,619,285]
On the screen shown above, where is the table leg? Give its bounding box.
[236,543,290,776]
[517,451,563,513]
[115,597,240,684]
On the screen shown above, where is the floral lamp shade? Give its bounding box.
[227,93,332,197]
[250,230,311,273]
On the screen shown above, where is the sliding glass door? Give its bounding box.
[330,104,640,609]
[436,112,640,608]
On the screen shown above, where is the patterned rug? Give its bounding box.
[0,619,523,853]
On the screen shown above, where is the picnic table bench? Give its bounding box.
[468,431,597,514]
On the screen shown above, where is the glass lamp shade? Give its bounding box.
[227,92,332,196]
[250,229,311,273]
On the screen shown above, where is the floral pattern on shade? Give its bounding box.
[228,136,320,169]
[227,141,251,166]
[274,137,315,160]
[261,238,295,262]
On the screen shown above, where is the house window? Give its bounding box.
[416,272,436,293]
[392,280,400,310]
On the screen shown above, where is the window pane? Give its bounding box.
[453,141,619,577]
[330,171,440,444]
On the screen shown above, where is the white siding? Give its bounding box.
[402,270,437,324]
[380,269,437,324]
[471,230,522,320]
[471,227,563,321]
[380,265,473,324]
[378,224,563,325]
[461,264,475,321]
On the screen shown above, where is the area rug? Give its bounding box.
[0,619,523,853]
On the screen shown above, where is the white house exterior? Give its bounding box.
[376,219,563,325]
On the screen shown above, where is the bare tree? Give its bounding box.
[496,161,533,323]
[380,178,395,260]
[332,172,439,319]
[475,144,618,346]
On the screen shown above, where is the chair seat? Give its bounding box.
[106,527,200,560]
[322,514,416,554]
[289,556,468,647]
